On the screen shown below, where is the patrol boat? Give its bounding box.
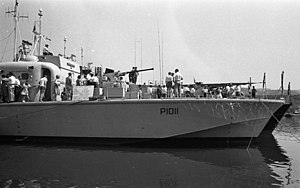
[0,2,291,145]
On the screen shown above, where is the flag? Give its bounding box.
[32,24,38,35]
[262,73,266,89]
[281,71,284,90]
[32,25,36,33]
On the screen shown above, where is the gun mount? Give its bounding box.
[118,67,154,76]
[103,67,154,83]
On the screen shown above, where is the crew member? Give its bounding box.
[173,69,183,97]
[129,67,139,84]
[165,72,173,98]
[252,86,257,98]
[53,75,61,101]
[39,75,47,102]
[8,72,16,102]
[43,44,53,56]
[65,73,73,101]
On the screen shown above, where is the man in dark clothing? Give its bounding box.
[65,73,73,101]
[251,86,257,98]
[129,67,139,84]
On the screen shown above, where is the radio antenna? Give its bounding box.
[157,18,162,85]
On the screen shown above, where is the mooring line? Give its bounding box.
[261,101,300,142]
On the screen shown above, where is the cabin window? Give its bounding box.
[21,73,29,80]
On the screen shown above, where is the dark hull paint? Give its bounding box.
[262,103,292,133]
[0,135,266,148]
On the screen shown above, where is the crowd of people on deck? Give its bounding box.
[0,72,31,103]
[134,83,257,100]
[0,67,259,103]
[132,68,185,99]
[188,84,258,99]
[0,71,103,102]
[70,69,258,100]
[74,73,100,87]
[132,68,258,99]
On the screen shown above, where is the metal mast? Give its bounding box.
[12,0,18,60]
[161,32,164,85]
[37,9,43,55]
[134,30,137,67]
[5,0,28,61]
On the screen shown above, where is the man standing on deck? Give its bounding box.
[251,86,257,98]
[53,75,61,101]
[1,75,9,103]
[39,75,47,102]
[165,72,173,98]
[129,67,139,84]
[174,69,183,97]
[65,73,73,101]
[8,72,16,102]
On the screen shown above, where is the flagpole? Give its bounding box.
[140,37,142,83]
[288,82,291,103]
[81,47,84,67]
[64,36,67,58]
[281,71,284,97]
[262,72,266,98]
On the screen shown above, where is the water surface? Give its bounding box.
[0,117,299,188]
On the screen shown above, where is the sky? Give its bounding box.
[1,0,300,89]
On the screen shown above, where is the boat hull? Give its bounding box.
[0,99,287,143]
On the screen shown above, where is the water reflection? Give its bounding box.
[272,116,300,187]
[0,134,290,188]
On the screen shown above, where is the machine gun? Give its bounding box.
[103,67,154,82]
[118,67,154,76]
[121,67,154,84]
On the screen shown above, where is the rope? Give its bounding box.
[193,103,201,112]
[16,136,28,142]
[16,22,23,62]
[246,137,253,150]
[0,29,14,42]
[31,36,39,55]
[261,101,300,142]
[0,30,14,62]
[188,103,193,111]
